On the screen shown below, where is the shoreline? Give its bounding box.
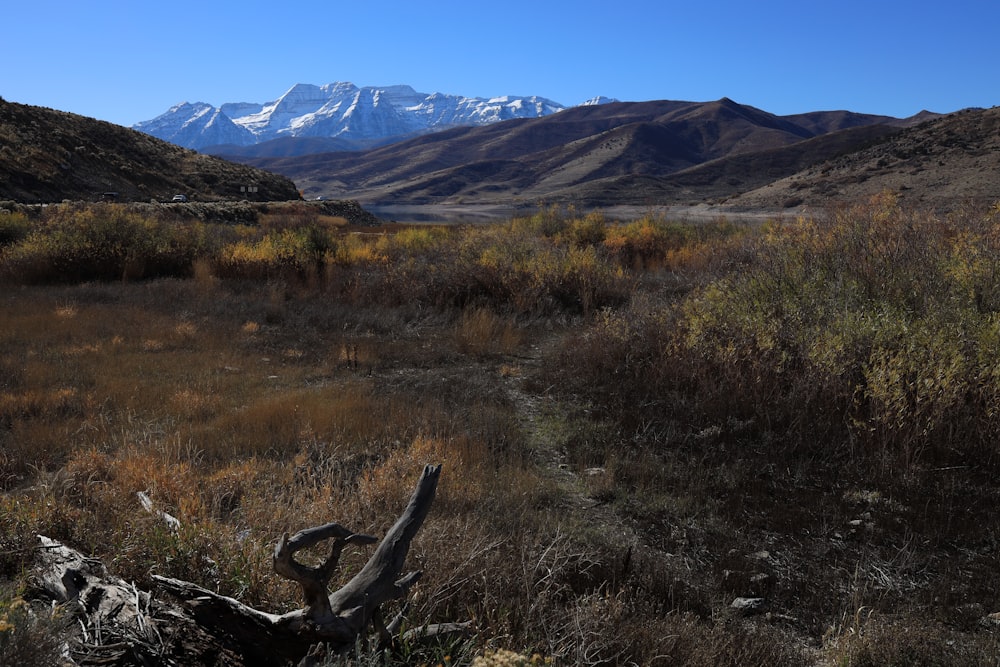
[365,202,807,225]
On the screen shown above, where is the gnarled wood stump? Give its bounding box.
[31,464,468,667]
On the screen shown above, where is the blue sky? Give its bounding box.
[6,0,998,127]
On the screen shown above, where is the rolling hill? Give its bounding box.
[235,98,928,207]
[728,106,1000,211]
[0,98,301,203]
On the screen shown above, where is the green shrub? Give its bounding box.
[330,223,631,315]
[561,211,607,247]
[557,194,1000,472]
[0,592,68,667]
[0,204,206,283]
[0,211,31,247]
[214,225,335,281]
[602,214,745,271]
[510,205,573,238]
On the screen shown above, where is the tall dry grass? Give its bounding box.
[536,195,1000,665]
[4,200,1000,665]
[0,263,575,656]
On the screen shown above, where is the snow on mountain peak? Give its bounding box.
[134,82,576,150]
[581,96,619,106]
[134,101,255,148]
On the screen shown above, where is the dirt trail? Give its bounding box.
[497,334,831,665]
[499,335,643,544]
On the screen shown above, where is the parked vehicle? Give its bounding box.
[171,194,188,202]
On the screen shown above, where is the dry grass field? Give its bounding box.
[2,197,1000,665]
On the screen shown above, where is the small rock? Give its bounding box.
[730,597,767,615]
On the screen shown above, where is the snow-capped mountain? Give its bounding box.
[134,83,571,150]
[134,102,257,149]
[581,96,619,106]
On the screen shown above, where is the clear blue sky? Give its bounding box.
[6,0,998,127]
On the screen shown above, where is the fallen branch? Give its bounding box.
[30,464,467,666]
[153,463,457,664]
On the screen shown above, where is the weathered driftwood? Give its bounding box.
[153,463,466,664]
[31,464,468,667]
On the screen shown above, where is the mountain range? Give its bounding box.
[236,97,948,209]
[134,82,572,152]
[3,90,997,215]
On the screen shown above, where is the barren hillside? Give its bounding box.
[729,106,1000,212]
[0,98,301,203]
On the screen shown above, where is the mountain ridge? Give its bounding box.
[134,82,570,152]
[728,106,1000,211]
[238,98,931,207]
[6,93,994,214]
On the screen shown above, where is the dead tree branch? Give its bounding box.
[154,463,449,664]
[30,464,463,667]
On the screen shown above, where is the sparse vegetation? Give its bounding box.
[0,588,69,667]
[2,198,1000,665]
[0,97,302,203]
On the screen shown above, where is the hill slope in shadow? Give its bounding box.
[0,98,301,203]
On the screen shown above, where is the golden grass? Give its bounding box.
[5,201,1000,665]
[454,307,523,357]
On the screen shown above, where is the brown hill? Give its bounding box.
[727,106,1000,212]
[240,98,919,206]
[570,123,905,207]
[0,98,301,203]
